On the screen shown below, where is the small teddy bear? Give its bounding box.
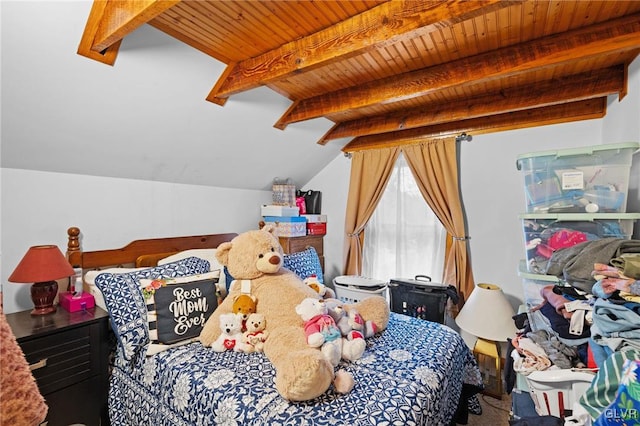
[243,313,269,352]
[209,312,247,352]
[232,293,257,331]
[326,299,376,338]
[296,297,343,366]
[345,308,378,340]
[304,274,336,299]
[324,299,369,362]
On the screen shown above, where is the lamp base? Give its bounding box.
[473,337,503,399]
[30,280,58,316]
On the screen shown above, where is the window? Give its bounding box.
[362,153,446,281]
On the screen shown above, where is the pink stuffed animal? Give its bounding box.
[296,298,343,366]
[345,309,377,340]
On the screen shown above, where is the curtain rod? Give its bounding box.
[343,132,473,158]
[455,132,473,143]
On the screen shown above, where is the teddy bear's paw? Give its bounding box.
[342,338,366,362]
[321,341,342,367]
[346,330,364,341]
[333,369,355,394]
[274,350,334,401]
[233,341,249,352]
[307,332,325,348]
[364,320,378,337]
[210,339,227,352]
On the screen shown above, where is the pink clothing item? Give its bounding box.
[539,285,573,319]
[592,263,634,293]
[548,230,587,251]
[303,314,341,342]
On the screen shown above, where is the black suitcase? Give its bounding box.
[389,275,458,324]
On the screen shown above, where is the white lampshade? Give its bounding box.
[455,283,517,342]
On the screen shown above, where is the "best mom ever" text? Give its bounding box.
[169,287,209,336]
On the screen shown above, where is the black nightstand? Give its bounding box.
[6,306,111,426]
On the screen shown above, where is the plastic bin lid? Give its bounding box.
[333,275,387,288]
[518,212,640,221]
[517,260,560,282]
[516,142,640,162]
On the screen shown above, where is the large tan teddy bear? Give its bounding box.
[199,228,390,401]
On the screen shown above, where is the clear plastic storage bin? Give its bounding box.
[518,260,560,307]
[520,212,640,274]
[516,142,639,213]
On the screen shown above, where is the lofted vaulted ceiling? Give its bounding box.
[79,0,640,152]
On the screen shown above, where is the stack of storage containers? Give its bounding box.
[513,142,640,418]
[516,142,640,306]
[261,204,307,237]
[260,206,328,237]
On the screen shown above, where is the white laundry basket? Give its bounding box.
[332,276,388,304]
[525,369,595,418]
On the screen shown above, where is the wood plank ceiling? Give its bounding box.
[78,0,640,152]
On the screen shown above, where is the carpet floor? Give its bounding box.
[466,393,512,426]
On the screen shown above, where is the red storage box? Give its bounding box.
[59,292,95,312]
[307,222,326,235]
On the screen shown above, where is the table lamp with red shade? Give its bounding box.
[8,245,75,315]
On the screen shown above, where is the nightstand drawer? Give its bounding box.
[21,323,99,395]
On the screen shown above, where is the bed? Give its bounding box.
[65,227,484,426]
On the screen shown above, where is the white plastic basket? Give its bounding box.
[333,276,387,304]
[525,369,595,418]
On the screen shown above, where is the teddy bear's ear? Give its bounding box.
[261,224,276,234]
[215,241,233,265]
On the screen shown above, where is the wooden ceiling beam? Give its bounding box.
[320,65,625,144]
[207,0,513,104]
[342,98,607,152]
[280,12,640,128]
[77,0,178,63]
[77,1,122,65]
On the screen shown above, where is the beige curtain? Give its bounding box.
[402,140,474,310]
[343,148,400,275]
[342,139,474,312]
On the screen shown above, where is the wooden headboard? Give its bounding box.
[66,226,237,270]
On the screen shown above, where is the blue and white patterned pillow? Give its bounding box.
[283,246,324,284]
[94,256,211,360]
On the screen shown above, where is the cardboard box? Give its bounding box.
[260,205,300,217]
[59,292,96,312]
[307,222,326,235]
[262,216,307,237]
[301,214,327,223]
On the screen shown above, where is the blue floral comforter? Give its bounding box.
[107,313,482,426]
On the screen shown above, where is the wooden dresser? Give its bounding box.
[279,235,324,272]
